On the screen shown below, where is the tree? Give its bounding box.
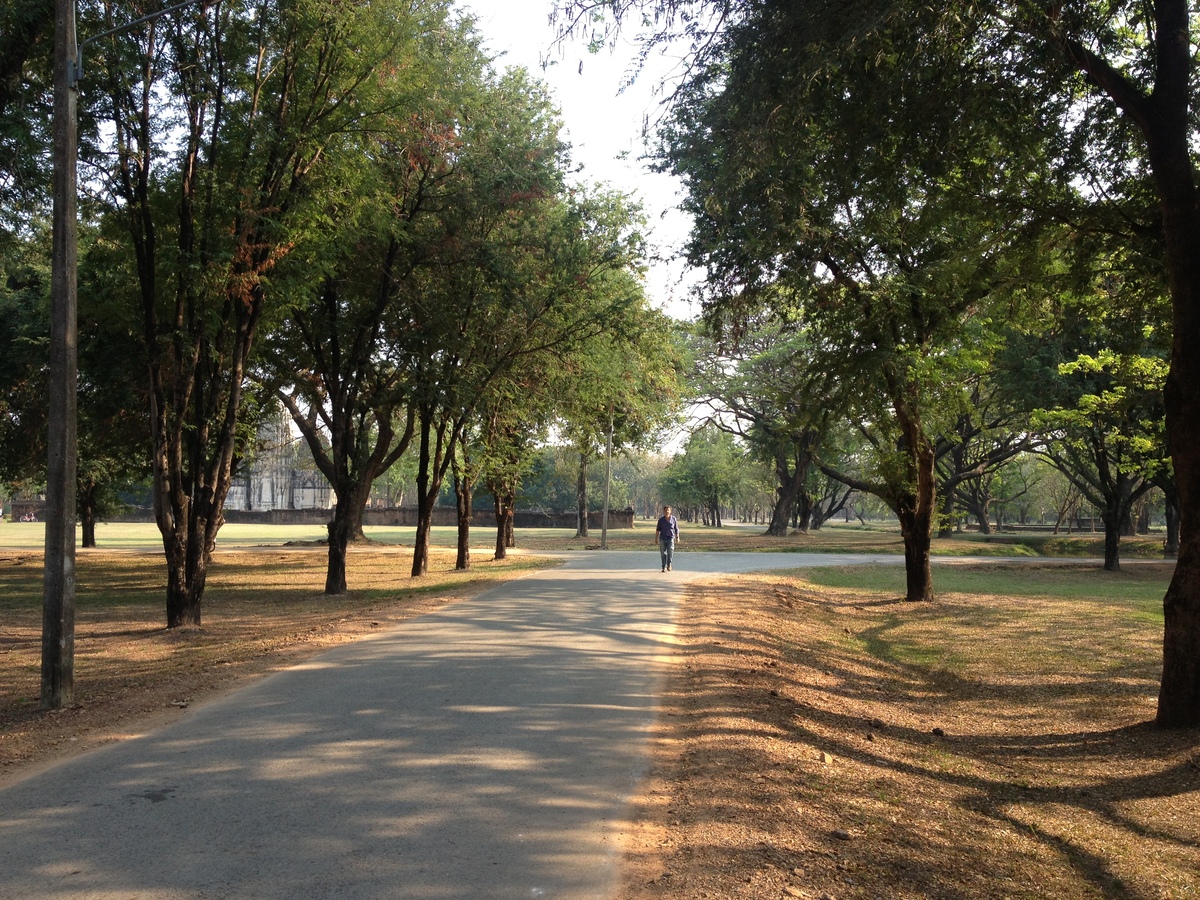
[258,18,480,593]
[995,242,1172,571]
[1027,1,1194,563]
[76,247,151,547]
[660,424,751,525]
[479,389,549,562]
[0,230,50,488]
[87,0,446,624]
[806,469,856,531]
[0,0,53,245]
[555,302,682,538]
[1036,347,1168,571]
[654,1,1057,600]
[934,370,1038,537]
[1,224,148,544]
[392,117,657,575]
[559,0,1200,740]
[688,316,831,536]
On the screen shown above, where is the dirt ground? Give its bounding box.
[616,568,1200,900]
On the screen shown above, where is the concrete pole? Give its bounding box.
[600,405,613,550]
[42,0,78,709]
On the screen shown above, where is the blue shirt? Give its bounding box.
[656,515,678,542]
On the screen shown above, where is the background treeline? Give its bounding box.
[0,0,682,617]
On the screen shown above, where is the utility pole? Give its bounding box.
[42,0,207,709]
[600,405,613,550]
[42,0,79,710]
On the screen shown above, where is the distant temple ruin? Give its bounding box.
[226,408,332,512]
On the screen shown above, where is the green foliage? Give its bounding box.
[0,229,49,485]
[1016,260,1169,550]
[550,288,683,534]
[0,0,53,245]
[660,424,766,521]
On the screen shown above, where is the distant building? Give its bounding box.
[227,406,332,511]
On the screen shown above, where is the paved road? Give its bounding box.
[0,551,901,900]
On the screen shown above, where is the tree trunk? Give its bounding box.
[937,489,955,539]
[766,446,803,536]
[492,488,508,561]
[1161,338,1200,723]
[326,510,351,595]
[575,451,589,538]
[896,425,936,603]
[1138,11,1200,721]
[325,477,375,594]
[165,576,205,628]
[80,480,96,549]
[1164,492,1180,559]
[505,489,516,548]
[345,499,366,543]
[794,489,811,535]
[897,488,934,603]
[968,498,992,535]
[454,468,472,571]
[163,517,210,627]
[1137,502,1151,535]
[1101,501,1121,572]
[412,410,434,577]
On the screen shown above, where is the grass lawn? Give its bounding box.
[0,516,1170,557]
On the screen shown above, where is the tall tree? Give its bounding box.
[393,67,570,576]
[688,316,830,536]
[560,0,1200,736]
[556,301,682,538]
[660,424,754,526]
[0,231,50,487]
[89,0,446,625]
[396,141,653,574]
[0,0,53,244]
[258,16,477,594]
[656,3,1054,600]
[1033,331,1169,572]
[481,389,549,561]
[1037,3,1200,719]
[934,370,1038,537]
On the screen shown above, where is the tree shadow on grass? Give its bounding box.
[649,572,1200,900]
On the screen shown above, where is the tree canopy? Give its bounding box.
[560,0,1200,724]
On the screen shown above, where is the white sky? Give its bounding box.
[456,0,701,320]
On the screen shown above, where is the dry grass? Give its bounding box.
[618,562,1200,900]
[0,545,555,785]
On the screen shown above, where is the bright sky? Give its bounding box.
[456,0,701,319]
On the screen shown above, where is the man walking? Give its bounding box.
[655,505,679,572]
